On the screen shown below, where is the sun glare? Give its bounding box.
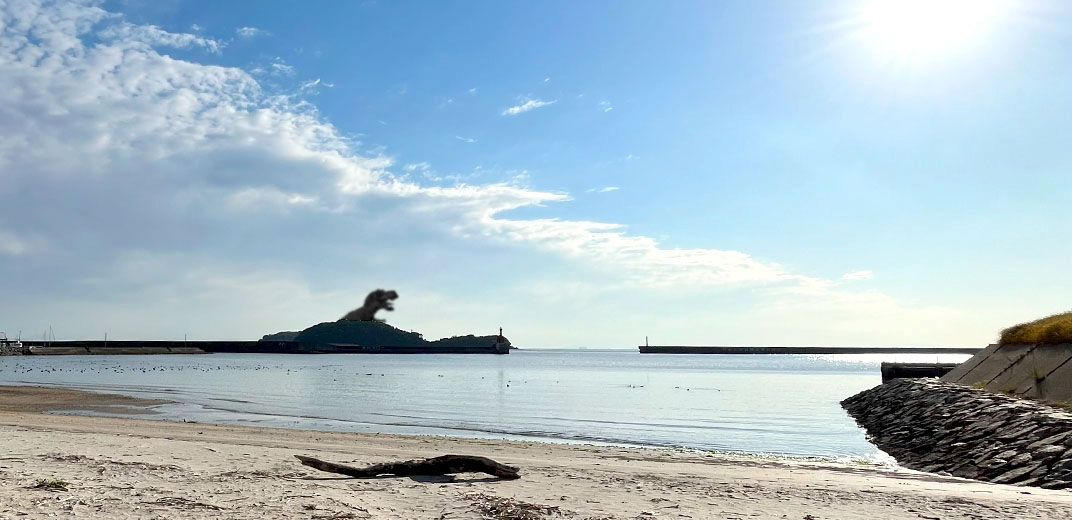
[856,0,1009,60]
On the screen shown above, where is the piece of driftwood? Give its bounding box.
[295,454,520,480]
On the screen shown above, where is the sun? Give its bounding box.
[854,0,1010,61]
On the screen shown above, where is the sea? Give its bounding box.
[0,350,970,460]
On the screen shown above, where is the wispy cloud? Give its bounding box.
[0,228,35,256]
[271,62,295,76]
[401,162,462,183]
[841,270,874,281]
[502,98,557,116]
[586,186,620,194]
[299,78,333,93]
[468,87,478,95]
[455,135,478,143]
[236,26,267,39]
[599,100,613,112]
[403,162,431,173]
[99,22,223,53]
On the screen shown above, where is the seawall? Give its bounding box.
[842,378,1072,489]
[941,343,1072,403]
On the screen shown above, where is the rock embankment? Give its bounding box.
[842,378,1072,489]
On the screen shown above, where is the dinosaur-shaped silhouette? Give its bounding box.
[339,289,398,322]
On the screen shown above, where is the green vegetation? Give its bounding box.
[292,321,506,348]
[999,311,1072,346]
[432,334,509,348]
[33,479,69,491]
[294,321,427,347]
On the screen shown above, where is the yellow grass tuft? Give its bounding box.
[999,311,1072,346]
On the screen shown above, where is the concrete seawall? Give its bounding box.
[842,378,1072,489]
[942,343,1072,403]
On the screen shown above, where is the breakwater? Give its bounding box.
[20,340,509,355]
[880,362,960,382]
[842,378,1072,489]
[639,346,983,354]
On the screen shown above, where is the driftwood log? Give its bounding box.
[295,454,520,480]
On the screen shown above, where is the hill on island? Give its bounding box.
[263,321,510,349]
[294,321,428,347]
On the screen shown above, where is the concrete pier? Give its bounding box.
[880,362,960,382]
[638,346,983,354]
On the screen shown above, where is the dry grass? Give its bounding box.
[999,311,1072,346]
[465,493,562,519]
[31,479,69,491]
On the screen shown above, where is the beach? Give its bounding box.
[0,387,1069,519]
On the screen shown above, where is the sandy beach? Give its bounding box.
[0,386,1069,519]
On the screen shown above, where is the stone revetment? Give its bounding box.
[842,378,1072,489]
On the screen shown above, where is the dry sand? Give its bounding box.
[0,386,1069,519]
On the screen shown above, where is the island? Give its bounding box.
[19,289,512,355]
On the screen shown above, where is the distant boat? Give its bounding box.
[0,331,24,354]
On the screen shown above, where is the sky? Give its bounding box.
[1,0,1070,347]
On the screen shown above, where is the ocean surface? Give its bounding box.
[0,350,970,459]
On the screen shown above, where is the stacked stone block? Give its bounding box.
[842,378,1072,489]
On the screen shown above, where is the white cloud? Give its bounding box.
[270,62,295,76]
[455,135,478,143]
[99,22,223,53]
[599,100,613,112]
[0,228,35,256]
[403,162,431,173]
[236,26,267,39]
[468,87,478,95]
[226,187,317,211]
[299,78,332,93]
[0,0,971,346]
[586,186,619,194]
[501,98,556,116]
[841,270,874,281]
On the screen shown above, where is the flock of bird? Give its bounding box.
[0,359,701,391]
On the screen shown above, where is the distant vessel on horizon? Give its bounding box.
[0,332,25,355]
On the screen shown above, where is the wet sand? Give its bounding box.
[0,385,1069,519]
[0,385,167,414]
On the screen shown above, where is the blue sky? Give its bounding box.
[1,0,1070,346]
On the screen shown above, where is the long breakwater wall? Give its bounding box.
[639,346,983,354]
[842,378,1072,489]
[19,340,508,355]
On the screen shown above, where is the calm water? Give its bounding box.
[0,350,969,458]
